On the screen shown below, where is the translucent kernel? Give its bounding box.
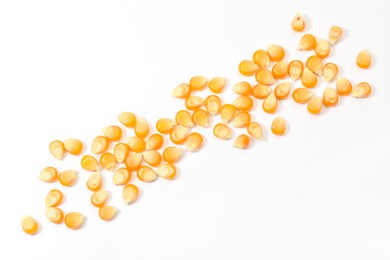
[45,189,63,207]
[208,77,226,93]
[301,68,318,88]
[49,140,65,160]
[233,82,252,96]
[162,147,183,163]
[315,39,331,59]
[204,95,221,115]
[176,110,194,128]
[186,132,203,152]
[170,125,189,144]
[352,82,372,98]
[271,116,286,136]
[323,63,338,82]
[87,172,102,192]
[185,96,204,110]
[292,88,313,104]
[232,111,251,128]
[329,26,343,45]
[306,55,323,75]
[146,133,164,150]
[323,87,339,107]
[220,104,237,123]
[298,34,316,51]
[192,109,210,127]
[46,207,64,224]
[239,60,259,76]
[336,78,353,96]
[91,189,108,207]
[21,216,38,235]
[135,117,149,138]
[118,112,137,128]
[123,184,139,204]
[128,136,146,153]
[100,153,116,172]
[99,206,117,221]
[307,96,323,115]
[233,134,251,149]
[102,126,122,141]
[113,143,130,164]
[91,136,110,154]
[156,118,175,134]
[39,167,58,183]
[142,150,162,167]
[172,83,191,98]
[291,13,305,32]
[247,122,263,140]
[267,44,285,62]
[113,168,131,185]
[137,166,158,182]
[252,49,270,68]
[58,170,77,187]
[189,76,208,91]
[124,153,143,171]
[288,60,304,80]
[64,139,83,156]
[356,50,372,69]
[157,163,177,179]
[213,123,231,140]
[252,84,272,99]
[64,212,84,229]
[272,61,288,79]
[274,82,291,99]
[233,95,253,111]
[255,68,275,86]
[262,93,278,113]
[81,155,99,172]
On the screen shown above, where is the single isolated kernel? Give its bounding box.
[112,168,131,185]
[64,138,83,155]
[45,189,63,207]
[99,206,117,221]
[113,143,130,164]
[142,150,162,167]
[100,152,117,172]
[352,82,372,98]
[274,82,291,99]
[189,76,208,91]
[204,95,221,115]
[39,166,58,183]
[134,117,149,138]
[185,96,204,110]
[252,84,272,99]
[58,170,77,187]
[64,212,84,230]
[118,112,137,128]
[162,146,183,163]
[233,134,251,149]
[49,140,65,160]
[170,125,189,144]
[213,123,232,140]
[233,95,253,111]
[146,133,164,150]
[208,77,226,93]
[156,118,176,134]
[252,49,270,68]
[271,116,286,136]
[128,136,146,153]
[336,77,353,96]
[288,60,304,80]
[91,189,109,207]
[232,111,251,128]
[87,172,102,192]
[267,44,285,62]
[81,155,99,172]
[315,39,331,59]
[46,207,64,224]
[262,93,278,113]
[91,136,110,154]
[233,82,252,96]
[176,110,194,128]
[255,68,275,86]
[186,132,203,152]
[172,83,191,98]
[102,126,122,141]
[298,34,316,51]
[21,216,39,235]
[291,13,305,32]
[239,60,259,76]
[124,153,143,171]
[323,63,338,82]
[307,96,323,115]
[137,166,158,182]
[123,184,139,204]
[329,26,343,45]
[322,87,339,107]
[247,122,263,140]
[157,163,177,179]
[306,55,323,75]
[301,68,318,88]
[220,104,237,123]
[192,109,210,127]
[356,50,372,69]
[292,88,313,104]
[272,61,289,79]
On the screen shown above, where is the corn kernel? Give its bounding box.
[99,206,117,221]
[64,212,84,229]
[323,63,338,82]
[81,155,99,172]
[123,184,139,204]
[146,133,164,150]
[255,68,275,85]
[128,136,146,153]
[186,132,203,152]
[135,117,149,138]
[298,34,316,51]
[220,104,237,123]
[204,95,221,115]
[64,138,83,155]
[288,60,304,80]
[233,95,253,111]
[306,55,323,75]
[292,88,313,104]
[271,116,286,136]
[172,83,191,98]
[113,168,131,185]
[232,111,251,128]
[46,207,64,224]
[118,112,137,128]
[291,13,305,32]
[91,136,110,154]
[100,153,116,172]
[156,118,176,134]
[170,125,189,144]
[91,189,108,207]
[192,109,210,127]
[137,166,158,182]
[157,163,177,179]
[233,82,252,96]
[213,123,231,140]
[189,76,208,91]
[239,60,259,76]
[301,68,318,88]
[307,96,323,115]
[247,122,263,140]
[45,189,63,207]
[267,44,285,62]
[356,50,372,69]
[39,166,58,183]
[58,170,77,187]
[233,134,251,149]
[124,153,143,171]
[176,110,194,128]
[252,49,270,68]
[185,96,204,110]
[102,126,122,141]
[21,216,39,235]
[272,61,288,79]
[323,87,339,107]
[142,150,162,167]
[114,143,130,164]
[352,82,372,98]
[274,82,291,99]
[208,77,226,93]
[162,146,183,163]
[49,140,65,160]
[329,26,343,45]
[315,39,331,59]
[336,78,353,96]
[87,172,102,192]
[252,84,272,99]
[262,93,278,113]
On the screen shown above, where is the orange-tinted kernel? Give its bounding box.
[172,83,191,98]
[124,153,143,171]
[39,167,58,183]
[307,96,323,115]
[292,88,313,104]
[146,133,164,150]
[298,34,316,51]
[336,78,353,96]
[98,206,117,221]
[274,82,291,99]
[323,63,338,82]
[81,155,99,172]
[189,76,208,91]
[176,110,194,128]
[233,95,253,111]
[315,39,331,59]
[137,166,158,182]
[262,93,278,113]
[208,77,226,93]
[255,68,275,86]
[21,216,39,235]
[91,136,110,154]
[118,112,137,128]
[64,212,84,230]
[102,125,122,141]
[322,87,339,107]
[233,134,251,149]
[45,189,63,207]
[356,50,372,69]
[247,122,263,140]
[46,207,64,224]
[64,138,83,156]
[352,82,372,98]
[186,132,203,152]
[185,96,204,110]
[232,111,251,128]
[128,136,146,153]
[233,82,252,96]
[239,60,259,76]
[162,146,183,163]
[135,117,149,138]
[113,168,131,185]
[301,68,318,88]
[142,150,162,167]
[192,109,210,127]
[271,116,286,136]
[156,118,176,134]
[58,170,77,187]
[252,84,272,99]
[91,189,108,207]
[123,184,139,204]
[49,140,65,160]
[329,26,343,45]
[87,172,102,192]
[267,44,285,62]
[220,104,237,123]
[100,153,116,172]
[292,13,305,32]
[252,49,270,68]
[113,143,130,164]
[213,123,232,140]
[306,55,323,75]
[288,60,304,80]
[157,163,177,179]
[204,95,221,115]
[272,61,288,79]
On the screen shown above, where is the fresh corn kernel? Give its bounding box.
[288,60,304,80]
[157,163,177,179]
[123,184,139,204]
[185,96,204,110]
[272,61,289,79]
[58,170,77,187]
[172,83,191,98]
[186,132,203,152]
[81,155,99,172]
[46,207,64,224]
[114,143,130,164]
[100,153,116,172]
[301,68,318,88]
[142,150,162,167]
[307,96,323,115]
[238,60,259,76]
[329,26,343,45]
[99,206,117,221]
[156,118,176,134]
[233,134,251,149]
[45,189,63,207]
[64,139,83,155]
[137,166,158,182]
[170,125,189,144]
[102,126,122,141]
[39,167,58,183]
[323,87,339,107]
[232,111,251,128]
[267,44,285,62]
[252,84,272,99]
[291,13,305,32]
[271,116,286,136]
[49,140,65,160]
[91,189,108,207]
[192,109,210,127]
[356,50,372,69]
[292,88,313,104]
[315,39,331,58]
[135,117,149,138]
[162,146,183,163]
[113,168,131,185]
[306,55,323,75]
[87,172,102,192]
[208,77,226,93]
[233,95,253,111]
[124,153,143,171]
[298,34,316,51]
[118,112,137,128]
[262,93,278,113]
[252,49,270,68]
[247,122,263,140]
[213,123,231,140]
[352,82,372,98]
[233,82,252,96]
[220,104,237,123]
[146,133,164,150]
[64,212,84,230]
[336,78,353,96]
[323,63,338,82]
[274,82,291,99]
[128,136,146,153]
[176,110,194,128]
[91,136,110,154]
[204,95,221,115]
[189,76,208,91]
[255,68,275,85]
[21,216,38,235]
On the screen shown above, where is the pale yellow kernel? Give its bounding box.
[233,82,252,96]
[162,147,183,163]
[21,216,39,235]
[274,82,291,99]
[204,95,221,115]
[329,26,343,45]
[185,96,204,110]
[49,140,65,160]
[170,125,189,144]
[233,134,251,149]
[315,39,331,59]
[189,76,208,91]
[102,125,122,141]
[45,189,63,207]
[192,109,210,127]
[323,87,339,107]
[39,166,58,183]
[356,50,372,69]
[323,63,338,82]
[46,207,64,224]
[91,136,110,154]
[262,93,278,113]
[232,111,251,128]
[220,104,237,123]
[134,117,149,138]
[291,13,305,32]
[113,168,131,185]
[213,123,231,140]
[128,136,146,153]
[146,133,164,150]
[81,155,99,172]
[123,184,139,204]
[301,68,318,88]
[298,34,316,51]
[172,83,191,98]
[118,112,137,128]
[87,172,102,192]
[292,88,313,104]
[352,82,372,98]
[208,77,226,93]
[157,163,177,179]
[271,116,286,136]
[113,143,130,164]
[307,96,323,115]
[252,49,270,68]
[64,138,83,156]
[137,166,158,182]
[156,118,176,134]
[247,122,263,140]
[91,189,108,207]
[176,110,194,128]
[233,95,253,111]
[64,212,84,230]
[288,60,304,80]
[124,153,143,171]
[58,170,77,187]
[255,68,275,86]
[267,44,285,62]
[99,206,117,221]
[272,61,288,79]
[252,84,272,99]
[100,153,116,172]
[186,132,203,152]
[142,150,162,167]
[306,55,323,75]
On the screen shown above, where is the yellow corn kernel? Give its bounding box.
[352,82,372,98]
[100,153,116,172]
[301,68,318,88]
[189,76,208,91]
[233,134,251,149]
[292,88,313,104]
[247,122,263,140]
[315,39,331,59]
[307,96,323,115]
[208,77,226,93]
[46,207,64,224]
[356,50,372,69]
[233,82,252,96]
[267,44,285,62]
[329,26,343,45]
[172,83,191,98]
[118,112,137,128]
[157,163,177,179]
[306,55,323,75]
[81,155,98,172]
[146,133,164,150]
[156,118,176,134]
[162,146,183,163]
[170,125,189,144]
[185,96,204,110]
[271,116,286,136]
[323,63,338,82]
[220,104,237,123]
[213,123,231,140]
[99,205,117,221]
[58,170,77,187]
[192,109,210,127]
[204,95,221,115]
[239,60,259,76]
[288,60,304,80]
[91,136,110,154]
[49,140,65,160]
[262,93,278,113]
[291,13,305,32]
[255,68,275,86]
[272,61,288,79]
[135,117,149,138]
[113,168,131,185]
[87,172,102,192]
[252,84,272,99]
[232,111,251,128]
[128,136,146,153]
[323,87,339,107]
[91,189,108,207]
[252,49,270,68]
[274,82,291,99]
[298,34,316,51]
[45,189,63,207]
[137,166,158,182]
[113,143,130,164]
[102,125,122,141]
[64,138,83,155]
[64,212,84,229]
[233,95,253,111]
[142,150,162,167]
[124,153,143,171]
[186,132,203,152]
[123,184,139,204]
[176,110,194,128]
[39,166,58,183]
[21,216,38,235]
[336,78,352,96]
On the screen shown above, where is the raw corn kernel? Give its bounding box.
[315,39,331,58]
[252,84,272,99]
[356,50,372,69]
[233,95,253,111]
[113,168,131,185]
[118,112,137,128]
[252,49,270,68]
[39,166,58,183]
[307,96,323,115]
[255,68,275,86]
[189,76,208,91]
[49,140,65,160]
[64,138,83,155]
[208,77,226,93]
[192,109,210,127]
[157,163,177,179]
[58,170,77,187]
[87,172,102,192]
[176,110,194,128]
[291,13,305,32]
[128,136,146,153]
[220,104,237,123]
[292,88,313,104]
[352,82,372,98]
[124,153,143,171]
[204,95,221,115]
[137,166,158,182]
[239,60,259,76]
[306,55,323,75]
[91,189,109,207]
[99,206,117,221]
[336,78,353,96]
[156,118,176,134]
[172,83,191,98]
[146,133,164,150]
[247,122,263,140]
[232,111,251,128]
[329,26,343,45]
[288,60,304,80]
[233,134,251,149]
[262,93,278,113]
[233,82,252,96]
[186,132,203,152]
[91,136,110,154]
[100,153,116,172]
[21,216,39,235]
[271,116,286,136]
[170,125,189,144]
[272,61,289,79]
[135,117,149,138]
[301,68,318,88]
[267,44,285,62]
[45,189,63,207]
[298,34,316,51]
[142,150,162,167]
[162,146,183,163]
[113,143,130,164]
[213,123,232,140]
[46,207,64,224]
[274,82,291,99]
[81,155,99,172]
[323,87,339,107]
[102,126,122,141]
[122,184,139,204]
[185,96,204,110]
[64,212,84,230]
[323,63,338,82]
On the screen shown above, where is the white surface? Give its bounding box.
[1,0,390,259]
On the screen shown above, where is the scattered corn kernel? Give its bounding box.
[99,205,117,221]
[91,136,110,154]
[142,150,162,167]
[113,168,131,185]
[204,95,221,115]
[124,153,143,171]
[146,133,164,150]
[157,163,177,179]
[272,61,289,79]
[45,189,63,207]
[233,82,252,96]
[233,95,253,111]
[185,96,204,110]
[208,77,226,93]
[233,134,251,149]
[135,117,149,138]
[128,136,146,153]
[87,172,102,192]
[156,118,176,134]
[186,132,203,152]
[323,63,338,82]
[352,82,372,98]
[137,166,158,182]
[306,55,323,75]
[46,207,64,224]
[356,50,372,69]
[99,153,116,172]
[162,146,183,163]
[298,34,316,51]
[307,96,323,115]
[301,68,318,88]
[267,44,285,62]
[252,49,270,68]
[292,88,313,104]
[64,212,84,230]
[170,125,189,144]
[220,104,237,123]
[102,126,122,141]
[274,82,291,99]
[323,87,339,107]
[315,39,331,59]
[336,78,353,96]
[118,112,137,128]
[21,216,38,235]
[58,170,77,187]
[247,122,263,140]
[172,83,191,98]
[213,123,231,140]
[64,138,83,155]
[329,26,343,45]
[232,111,251,128]
[91,189,109,207]
[81,155,99,172]
[262,93,278,113]
[113,143,130,164]
[176,110,194,128]
[189,76,208,91]
[271,116,286,136]
[49,140,65,160]
[252,84,272,99]
[255,68,275,86]
[122,184,139,204]
[239,60,259,76]
[39,166,58,183]
[291,13,305,32]
[192,109,210,127]
[288,60,304,80]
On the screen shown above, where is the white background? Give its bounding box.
[1,0,390,259]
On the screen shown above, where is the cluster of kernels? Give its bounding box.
[49,138,83,159]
